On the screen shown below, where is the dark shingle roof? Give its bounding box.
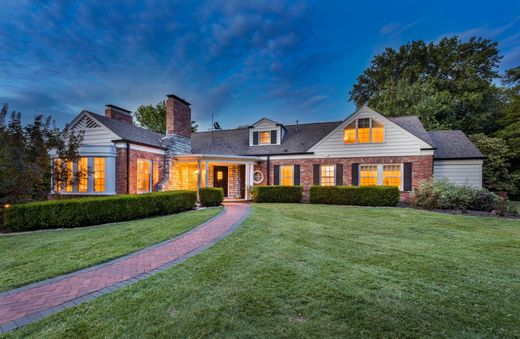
[191,121,341,156]
[388,116,434,146]
[87,112,166,149]
[428,130,484,159]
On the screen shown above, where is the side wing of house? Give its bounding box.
[433,159,483,188]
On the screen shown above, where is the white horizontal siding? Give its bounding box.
[434,160,483,188]
[71,113,119,145]
[312,109,427,157]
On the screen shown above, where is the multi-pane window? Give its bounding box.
[320,165,335,186]
[280,165,293,186]
[78,157,88,192]
[259,131,271,144]
[54,159,63,192]
[357,118,370,143]
[383,165,401,187]
[372,119,385,143]
[343,118,385,144]
[65,161,73,192]
[343,121,356,144]
[360,165,378,186]
[137,159,152,193]
[94,157,105,192]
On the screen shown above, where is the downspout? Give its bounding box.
[267,155,270,185]
[126,143,130,194]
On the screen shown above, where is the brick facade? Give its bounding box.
[166,95,191,138]
[254,155,433,201]
[105,105,133,124]
[115,147,165,194]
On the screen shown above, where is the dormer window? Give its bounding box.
[343,118,385,144]
[259,131,271,144]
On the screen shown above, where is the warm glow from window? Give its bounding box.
[343,121,356,144]
[360,165,378,186]
[65,161,73,192]
[259,131,271,144]
[54,159,62,192]
[78,157,88,192]
[372,119,384,143]
[280,165,293,186]
[357,118,370,143]
[383,165,401,187]
[320,165,335,186]
[94,158,105,192]
[137,159,152,193]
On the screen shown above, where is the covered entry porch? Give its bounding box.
[170,154,261,200]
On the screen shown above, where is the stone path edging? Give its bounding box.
[0,203,250,334]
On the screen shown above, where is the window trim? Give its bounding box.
[343,117,385,144]
[137,158,153,194]
[253,170,264,184]
[320,164,336,186]
[93,157,106,193]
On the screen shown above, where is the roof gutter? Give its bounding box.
[245,151,314,157]
[434,156,487,160]
[112,139,167,150]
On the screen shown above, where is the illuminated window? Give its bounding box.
[280,165,293,186]
[217,171,223,180]
[360,165,378,186]
[320,165,335,186]
[357,118,370,143]
[383,165,401,188]
[54,159,63,192]
[259,131,271,144]
[94,158,105,192]
[65,161,73,192]
[372,119,384,143]
[78,157,88,192]
[137,159,152,193]
[343,121,356,144]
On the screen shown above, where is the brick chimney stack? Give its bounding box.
[161,94,191,155]
[105,105,133,124]
[166,94,191,138]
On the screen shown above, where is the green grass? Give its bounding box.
[5,204,520,338]
[0,207,222,292]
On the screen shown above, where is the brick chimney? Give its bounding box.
[105,104,133,124]
[161,94,191,155]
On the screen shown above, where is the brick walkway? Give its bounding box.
[0,203,250,333]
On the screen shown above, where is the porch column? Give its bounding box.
[245,162,254,200]
[204,160,209,188]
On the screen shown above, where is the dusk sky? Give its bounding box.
[1,0,519,131]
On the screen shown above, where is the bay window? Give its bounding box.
[78,157,88,192]
[65,161,73,192]
[94,157,105,192]
[137,159,152,193]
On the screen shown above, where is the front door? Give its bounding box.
[213,166,228,197]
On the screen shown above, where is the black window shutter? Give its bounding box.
[253,131,259,145]
[313,164,320,185]
[273,165,280,185]
[294,165,300,185]
[351,163,359,186]
[335,164,343,186]
[403,162,412,191]
[271,130,277,144]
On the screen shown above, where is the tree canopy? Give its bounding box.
[349,36,502,133]
[134,102,198,134]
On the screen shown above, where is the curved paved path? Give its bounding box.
[0,203,250,333]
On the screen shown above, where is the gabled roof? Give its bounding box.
[428,130,484,159]
[388,116,434,146]
[192,121,341,156]
[86,111,166,149]
[249,117,282,127]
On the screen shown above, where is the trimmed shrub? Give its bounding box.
[252,186,303,203]
[310,186,400,206]
[2,191,197,232]
[411,179,499,211]
[199,188,224,207]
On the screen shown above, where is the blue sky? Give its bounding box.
[1,0,519,130]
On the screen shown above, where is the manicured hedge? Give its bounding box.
[310,186,400,206]
[252,186,303,203]
[2,191,197,232]
[199,187,224,207]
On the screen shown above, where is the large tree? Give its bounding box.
[0,104,83,205]
[349,36,502,133]
[134,102,198,133]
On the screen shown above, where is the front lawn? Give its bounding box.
[0,207,221,292]
[5,204,520,338]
